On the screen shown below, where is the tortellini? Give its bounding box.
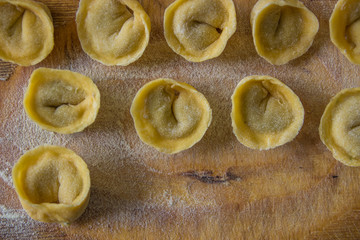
[24,68,100,134]
[330,0,360,65]
[319,88,360,166]
[164,0,237,62]
[76,0,151,66]
[0,0,54,66]
[251,0,319,65]
[131,78,212,154]
[12,145,91,224]
[231,75,304,150]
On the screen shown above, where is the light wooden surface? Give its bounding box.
[1,0,360,239]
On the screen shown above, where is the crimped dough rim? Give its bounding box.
[329,0,360,65]
[12,145,91,210]
[164,0,237,62]
[319,88,360,166]
[251,0,319,65]
[231,75,304,150]
[23,68,100,134]
[76,0,151,66]
[130,78,212,154]
[0,0,54,66]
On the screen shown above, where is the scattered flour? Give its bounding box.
[0,205,27,219]
[0,169,12,187]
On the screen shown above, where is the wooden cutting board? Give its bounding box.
[1,0,360,239]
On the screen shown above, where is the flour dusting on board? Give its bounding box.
[0,170,12,186]
[0,159,13,186]
[0,205,27,219]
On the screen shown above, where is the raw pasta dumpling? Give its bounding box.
[164,0,236,62]
[0,0,54,66]
[24,68,100,134]
[76,0,151,66]
[131,78,212,154]
[231,75,304,150]
[251,0,319,65]
[12,145,91,224]
[319,88,360,166]
[330,0,360,65]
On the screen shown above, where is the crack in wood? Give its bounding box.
[181,170,241,184]
[0,61,17,81]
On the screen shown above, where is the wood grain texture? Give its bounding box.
[0,0,360,239]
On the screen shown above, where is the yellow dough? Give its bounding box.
[0,0,54,66]
[76,0,151,66]
[251,0,319,65]
[330,0,360,65]
[231,75,304,150]
[130,78,212,154]
[319,88,360,166]
[164,0,236,62]
[12,145,90,224]
[24,68,100,134]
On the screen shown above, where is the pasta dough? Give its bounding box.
[164,0,236,62]
[76,0,151,66]
[0,0,54,66]
[251,0,319,65]
[319,88,360,166]
[131,78,212,154]
[231,75,304,150]
[24,68,100,134]
[12,145,90,224]
[330,0,360,65]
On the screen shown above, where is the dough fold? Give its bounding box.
[231,75,304,150]
[0,0,54,66]
[12,145,91,224]
[251,0,319,65]
[131,78,212,154]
